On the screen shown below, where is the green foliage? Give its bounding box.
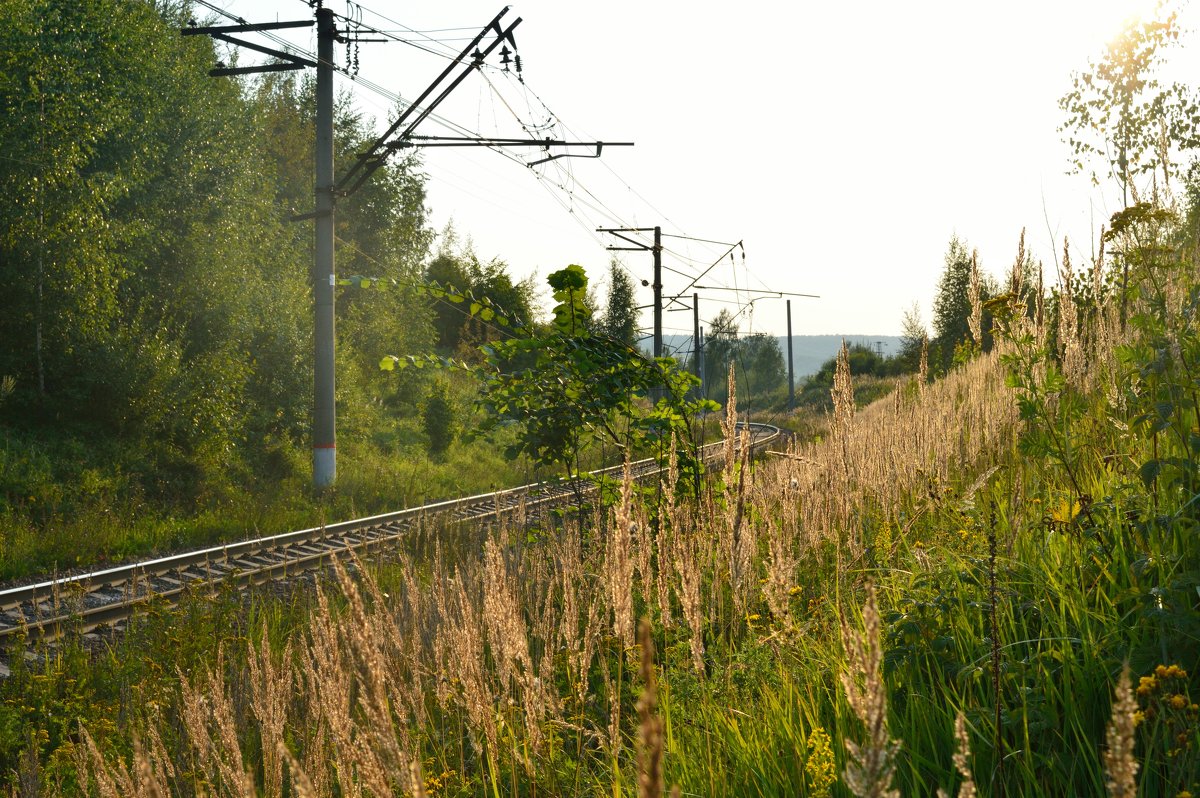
[0,0,316,448]
[422,379,458,458]
[600,258,639,346]
[796,342,904,410]
[385,263,717,483]
[473,265,714,484]
[423,225,534,353]
[896,303,927,373]
[696,309,788,408]
[1003,332,1090,497]
[1108,214,1200,678]
[1059,4,1200,194]
[546,263,591,335]
[0,0,534,578]
[930,236,996,373]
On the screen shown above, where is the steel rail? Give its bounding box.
[0,423,780,642]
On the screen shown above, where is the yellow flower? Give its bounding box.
[1157,665,1170,679]
[1051,498,1081,524]
[805,727,836,796]
[1169,694,1188,710]
[1133,710,1145,726]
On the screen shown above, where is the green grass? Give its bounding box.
[0,417,531,582]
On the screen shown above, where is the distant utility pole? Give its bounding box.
[187,4,629,489]
[687,286,817,412]
[598,226,662,358]
[693,292,701,382]
[787,299,795,410]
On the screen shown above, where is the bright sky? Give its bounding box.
[236,0,1197,342]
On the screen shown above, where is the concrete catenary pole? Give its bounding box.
[313,6,337,488]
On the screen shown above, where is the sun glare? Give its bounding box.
[1101,0,1170,45]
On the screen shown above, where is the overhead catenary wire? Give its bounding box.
[502,71,685,231]
[323,11,657,252]
[201,0,714,278]
[338,4,474,61]
[337,8,802,410]
[327,2,725,300]
[212,0,769,344]
[666,242,744,304]
[479,68,733,283]
[195,0,531,170]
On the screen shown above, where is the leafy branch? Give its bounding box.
[375,264,717,492]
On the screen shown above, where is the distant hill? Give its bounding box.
[655,334,905,380]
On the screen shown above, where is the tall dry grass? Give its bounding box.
[62,318,1037,798]
[65,219,1185,796]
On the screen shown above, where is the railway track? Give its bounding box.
[0,423,780,645]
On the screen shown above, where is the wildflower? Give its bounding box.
[805,727,836,796]
[789,586,803,596]
[1169,694,1188,710]
[1051,499,1081,524]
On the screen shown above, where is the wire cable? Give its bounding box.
[211,0,746,339]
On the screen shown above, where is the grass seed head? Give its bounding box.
[1104,665,1140,798]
